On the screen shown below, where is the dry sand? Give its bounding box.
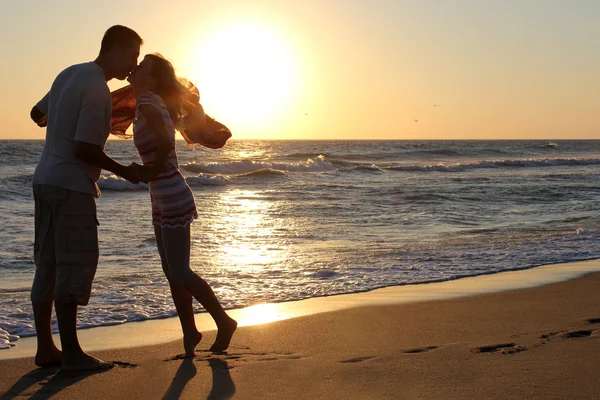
[1,270,599,399]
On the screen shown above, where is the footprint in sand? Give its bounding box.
[474,343,527,355]
[563,330,596,338]
[164,351,304,364]
[540,331,564,340]
[113,361,138,368]
[255,355,304,362]
[539,318,600,341]
[164,354,192,362]
[404,346,438,354]
[339,356,377,363]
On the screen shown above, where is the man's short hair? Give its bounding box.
[100,25,143,54]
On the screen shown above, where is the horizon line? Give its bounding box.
[2,138,599,142]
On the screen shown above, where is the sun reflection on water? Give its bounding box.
[209,189,291,274]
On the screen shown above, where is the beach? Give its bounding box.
[1,262,599,399]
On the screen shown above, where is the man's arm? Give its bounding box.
[74,81,142,183]
[75,141,140,184]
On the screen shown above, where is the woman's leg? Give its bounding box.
[154,224,201,356]
[161,224,237,352]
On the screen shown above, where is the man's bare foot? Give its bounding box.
[183,330,202,357]
[61,353,114,372]
[210,317,237,353]
[34,346,62,368]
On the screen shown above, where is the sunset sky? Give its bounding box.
[1,0,599,140]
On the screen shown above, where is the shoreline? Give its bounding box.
[1,262,599,399]
[2,258,599,361]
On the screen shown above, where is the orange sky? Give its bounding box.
[1,0,599,140]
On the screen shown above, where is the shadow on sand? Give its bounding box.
[1,366,110,399]
[207,358,236,400]
[162,357,236,400]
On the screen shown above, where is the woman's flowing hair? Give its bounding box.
[109,53,231,147]
[145,53,193,130]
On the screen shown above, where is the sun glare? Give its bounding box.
[235,303,296,327]
[188,17,300,135]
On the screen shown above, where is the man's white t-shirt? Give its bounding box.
[33,62,111,198]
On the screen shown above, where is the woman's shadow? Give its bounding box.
[162,356,235,400]
[207,358,236,400]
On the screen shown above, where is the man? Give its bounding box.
[30,25,144,371]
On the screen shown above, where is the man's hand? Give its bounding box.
[136,163,162,184]
[74,141,146,184]
[121,163,141,184]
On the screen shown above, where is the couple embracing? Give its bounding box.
[30,25,236,371]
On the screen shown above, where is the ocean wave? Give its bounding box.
[342,164,385,173]
[402,193,454,202]
[0,174,34,200]
[234,169,288,178]
[383,157,600,172]
[410,149,461,156]
[98,173,228,191]
[279,152,333,159]
[98,176,148,191]
[182,155,335,175]
[186,174,228,186]
[0,173,33,185]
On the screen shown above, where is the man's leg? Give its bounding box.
[54,301,112,370]
[32,301,61,366]
[54,302,82,356]
[54,189,111,371]
[31,185,61,367]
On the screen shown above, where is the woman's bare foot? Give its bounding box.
[61,353,114,372]
[210,317,237,353]
[183,330,202,357]
[34,346,62,368]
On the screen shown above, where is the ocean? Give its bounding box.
[1,139,600,349]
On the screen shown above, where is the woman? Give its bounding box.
[128,54,237,356]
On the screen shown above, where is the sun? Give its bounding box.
[187,18,300,136]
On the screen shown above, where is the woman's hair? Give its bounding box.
[145,53,189,130]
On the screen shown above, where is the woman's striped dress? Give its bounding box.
[133,92,198,229]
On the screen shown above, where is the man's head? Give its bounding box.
[98,25,143,80]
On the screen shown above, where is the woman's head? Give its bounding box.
[128,53,186,126]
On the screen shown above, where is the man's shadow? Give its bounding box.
[1,366,109,399]
[162,356,236,400]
